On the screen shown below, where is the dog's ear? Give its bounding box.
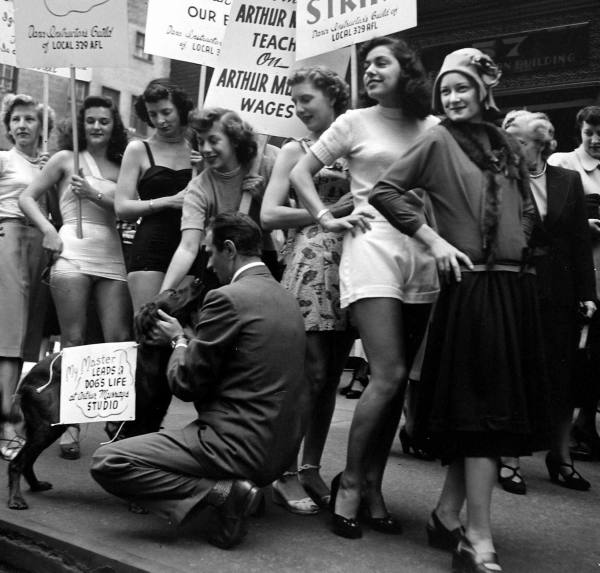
[133,302,159,344]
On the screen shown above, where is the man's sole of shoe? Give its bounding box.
[207,485,263,549]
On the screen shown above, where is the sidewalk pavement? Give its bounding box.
[0,373,599,573]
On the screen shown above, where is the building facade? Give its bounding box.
[405,0,600,150]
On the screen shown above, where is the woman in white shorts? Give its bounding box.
[291,36,439,538]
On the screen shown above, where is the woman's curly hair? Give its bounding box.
[57,95,128,164]
[359,36,432,119]
[188,108,257,166]
[134,78,194,128]
[1,93,54,147]
[288,65,350,117]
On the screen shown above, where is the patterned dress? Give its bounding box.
[281,139,350,331]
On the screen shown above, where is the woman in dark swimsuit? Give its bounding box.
[115,78,200,311]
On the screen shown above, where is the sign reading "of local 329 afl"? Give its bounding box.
[145,0,233,67]
[14,0,129,68]
[296,0,416,60]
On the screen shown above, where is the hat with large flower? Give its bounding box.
[432,47,502,114]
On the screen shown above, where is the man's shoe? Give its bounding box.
[207,480,262,549]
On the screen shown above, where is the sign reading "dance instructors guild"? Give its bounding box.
[14,0,129,68]
[145,0,232,67]
[296,0,416,59]
[59,342,137,425]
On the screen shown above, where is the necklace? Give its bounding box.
[529,163,547,178]
[13,146,40,164]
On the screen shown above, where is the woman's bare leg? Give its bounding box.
[94,279,132,342]
[334,298,408,519]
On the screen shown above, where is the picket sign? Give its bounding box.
[59,342,137,425]
[203,0,351,138]
[295,0,417,60]
[145,0,232,69]
[13,0,129,238]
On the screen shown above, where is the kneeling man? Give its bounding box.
[91,213,306,548]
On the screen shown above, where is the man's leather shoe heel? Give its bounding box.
[207,480,262,549]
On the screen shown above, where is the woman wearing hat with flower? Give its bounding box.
[370,49,550,573]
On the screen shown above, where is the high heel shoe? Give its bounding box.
[452,537,502,573]
[359,502,403,535]
[545,452,591,491]
[271,474,320,515]
[330,473,362,539]
[399,427,435,461]
[426,510,464,551]
[570,426,600,461]
[497,462,527,495]
[298,464,330,508]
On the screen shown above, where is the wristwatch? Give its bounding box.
[170,334,188,349]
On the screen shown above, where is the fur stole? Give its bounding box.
[441,118,529,265]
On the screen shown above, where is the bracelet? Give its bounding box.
[149,198,155,212]
[174,340,188,350]
[170,334,188,349]
[316,208,331,221]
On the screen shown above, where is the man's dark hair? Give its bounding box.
[209,212,262,257]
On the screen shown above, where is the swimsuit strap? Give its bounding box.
[142,141,155,167]
[80,150,102,179]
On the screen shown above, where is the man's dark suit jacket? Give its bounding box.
[166,265,307,487]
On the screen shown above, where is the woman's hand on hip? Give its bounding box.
[321,210,373,236]
[429,237,473,283]
[42,228,63,262]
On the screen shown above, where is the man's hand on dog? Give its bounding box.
[151,309,185,346]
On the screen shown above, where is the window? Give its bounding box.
[101,86,120,108]
[134,32,153,62]
[129,95,147,137]
[0,65,17,94]
[68,79,89,108]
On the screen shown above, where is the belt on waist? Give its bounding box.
[462,263,536,275]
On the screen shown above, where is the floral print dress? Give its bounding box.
[281,139,350,331]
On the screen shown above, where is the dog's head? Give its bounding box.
[134,279,208,345]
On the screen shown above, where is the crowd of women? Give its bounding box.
[1,34,599,573]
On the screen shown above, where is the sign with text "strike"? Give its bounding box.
[145,0,232,67]
[296,0,416,60]
[59,342,137,425]
[14,0,129,68]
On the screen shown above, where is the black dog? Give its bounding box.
[8,279,207,510]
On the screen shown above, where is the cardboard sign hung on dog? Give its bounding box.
[59,342,137,425]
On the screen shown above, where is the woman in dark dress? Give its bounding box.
[115,79,200,312]
[370,49,549,573]
[499,110,595,493]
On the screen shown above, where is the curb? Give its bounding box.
[0,516,183,573]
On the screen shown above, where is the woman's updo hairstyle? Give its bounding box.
[189,107,257,166]
[134,78,194,127]
[359,36,432,119]
[503,109,557,161]
[288,65,350,117]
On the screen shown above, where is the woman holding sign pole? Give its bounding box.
[290,37,439,538]
[20,95,131,460]
[0,94,53,461]
[260,66,355,514]
[114,79,200,312]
